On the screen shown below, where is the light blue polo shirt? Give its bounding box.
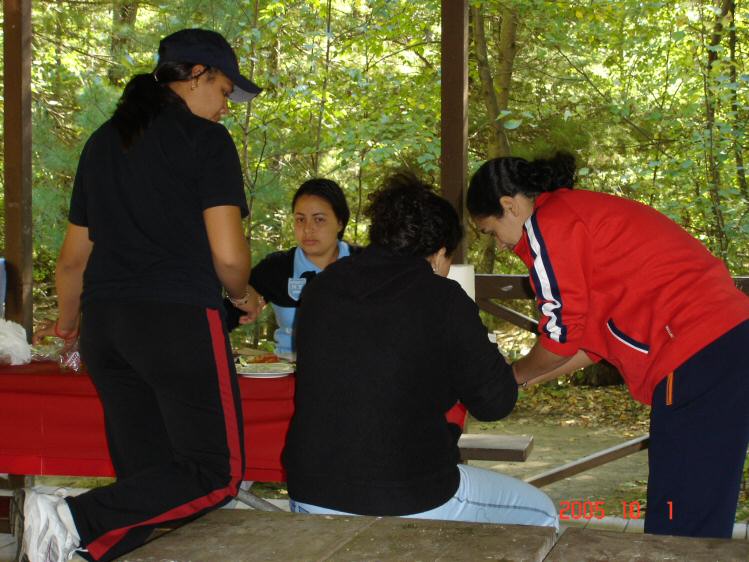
[272,241,351,358]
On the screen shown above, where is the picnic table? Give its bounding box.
[0,358,532,529]
[0,361,510,484]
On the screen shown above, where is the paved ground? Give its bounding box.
[0,535,13,562]
[463,416,650,517]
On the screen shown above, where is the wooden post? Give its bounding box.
[3,0,33,337]
[440,0,469,263]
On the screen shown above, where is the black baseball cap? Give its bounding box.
[158,28,262,102]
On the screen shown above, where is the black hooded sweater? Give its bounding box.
[282,244,518,516]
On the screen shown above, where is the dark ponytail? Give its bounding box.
[111,62,204,149]
[467,151,577,218]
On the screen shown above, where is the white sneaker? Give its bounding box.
[21,489,80,562]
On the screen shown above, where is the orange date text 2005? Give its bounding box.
[558,500,644,520]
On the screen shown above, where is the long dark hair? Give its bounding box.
[111,62,217,149]
[366,172,463,258]
[467,151,576,218]
[292,178,350,240]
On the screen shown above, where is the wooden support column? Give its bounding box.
[440,0,469,263]
[3,0,33,336]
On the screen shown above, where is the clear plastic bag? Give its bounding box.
[59,340,83,372]
[31,338,83,373]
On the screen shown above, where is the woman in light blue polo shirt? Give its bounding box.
[226,178,359,357]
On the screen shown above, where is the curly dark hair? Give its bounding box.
[467,151,576,218]
[366,172,463,257]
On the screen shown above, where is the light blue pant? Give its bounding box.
[290,464,558,530]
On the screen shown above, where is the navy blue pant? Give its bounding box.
[645,320,749,538]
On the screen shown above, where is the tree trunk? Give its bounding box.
[470,5,515,159]
[108,1,138,87]
[493,6,517,140]
[312,0,333,175]
[470,5,517,273]
[701,0,732,261]
[476,234,496,274]
[353,148,369,246]
[240,0,262,249]
[54,13,63,98]
[728,0,749,202]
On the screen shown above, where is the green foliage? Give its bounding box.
[467,0,749,273]
[14,0,749,283]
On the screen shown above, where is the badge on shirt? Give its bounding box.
[288,278,307,301]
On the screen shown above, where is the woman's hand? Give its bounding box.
[234,286,267,324]
[32,320,58,345]
[32,319,79,351]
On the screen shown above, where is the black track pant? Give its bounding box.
[67,301,245,561]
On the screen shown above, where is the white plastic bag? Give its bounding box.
[0,319,31,365]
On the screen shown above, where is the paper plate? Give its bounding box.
[236,362,294,378]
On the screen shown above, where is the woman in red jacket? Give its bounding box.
[467,151,749,539]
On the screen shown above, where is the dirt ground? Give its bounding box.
[464,414,650,520]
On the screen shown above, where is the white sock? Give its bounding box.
[56,500,81,545]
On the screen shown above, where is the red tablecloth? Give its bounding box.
[0,362,294,482]
[0,362,467,483]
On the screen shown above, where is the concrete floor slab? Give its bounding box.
[0,534,16,562]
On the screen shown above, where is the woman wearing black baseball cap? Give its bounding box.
[26,29,261,562]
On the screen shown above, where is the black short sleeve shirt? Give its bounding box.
[69,103,249,308]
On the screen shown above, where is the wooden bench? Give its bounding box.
[546,527,749,561]
[121,509,749,561]
[458,433,533,462]
[123,509,556,561]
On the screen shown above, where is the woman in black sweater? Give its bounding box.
[283,173,557,528]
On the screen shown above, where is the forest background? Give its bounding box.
[1,0,748,346]
[0,0,747,521]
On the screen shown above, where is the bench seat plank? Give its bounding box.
[123,510,556,562]
[458,433,533,462]
[545,527,749,562]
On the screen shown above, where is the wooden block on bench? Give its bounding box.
[458,433,533,462]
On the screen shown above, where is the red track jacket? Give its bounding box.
[514,189,749,404]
